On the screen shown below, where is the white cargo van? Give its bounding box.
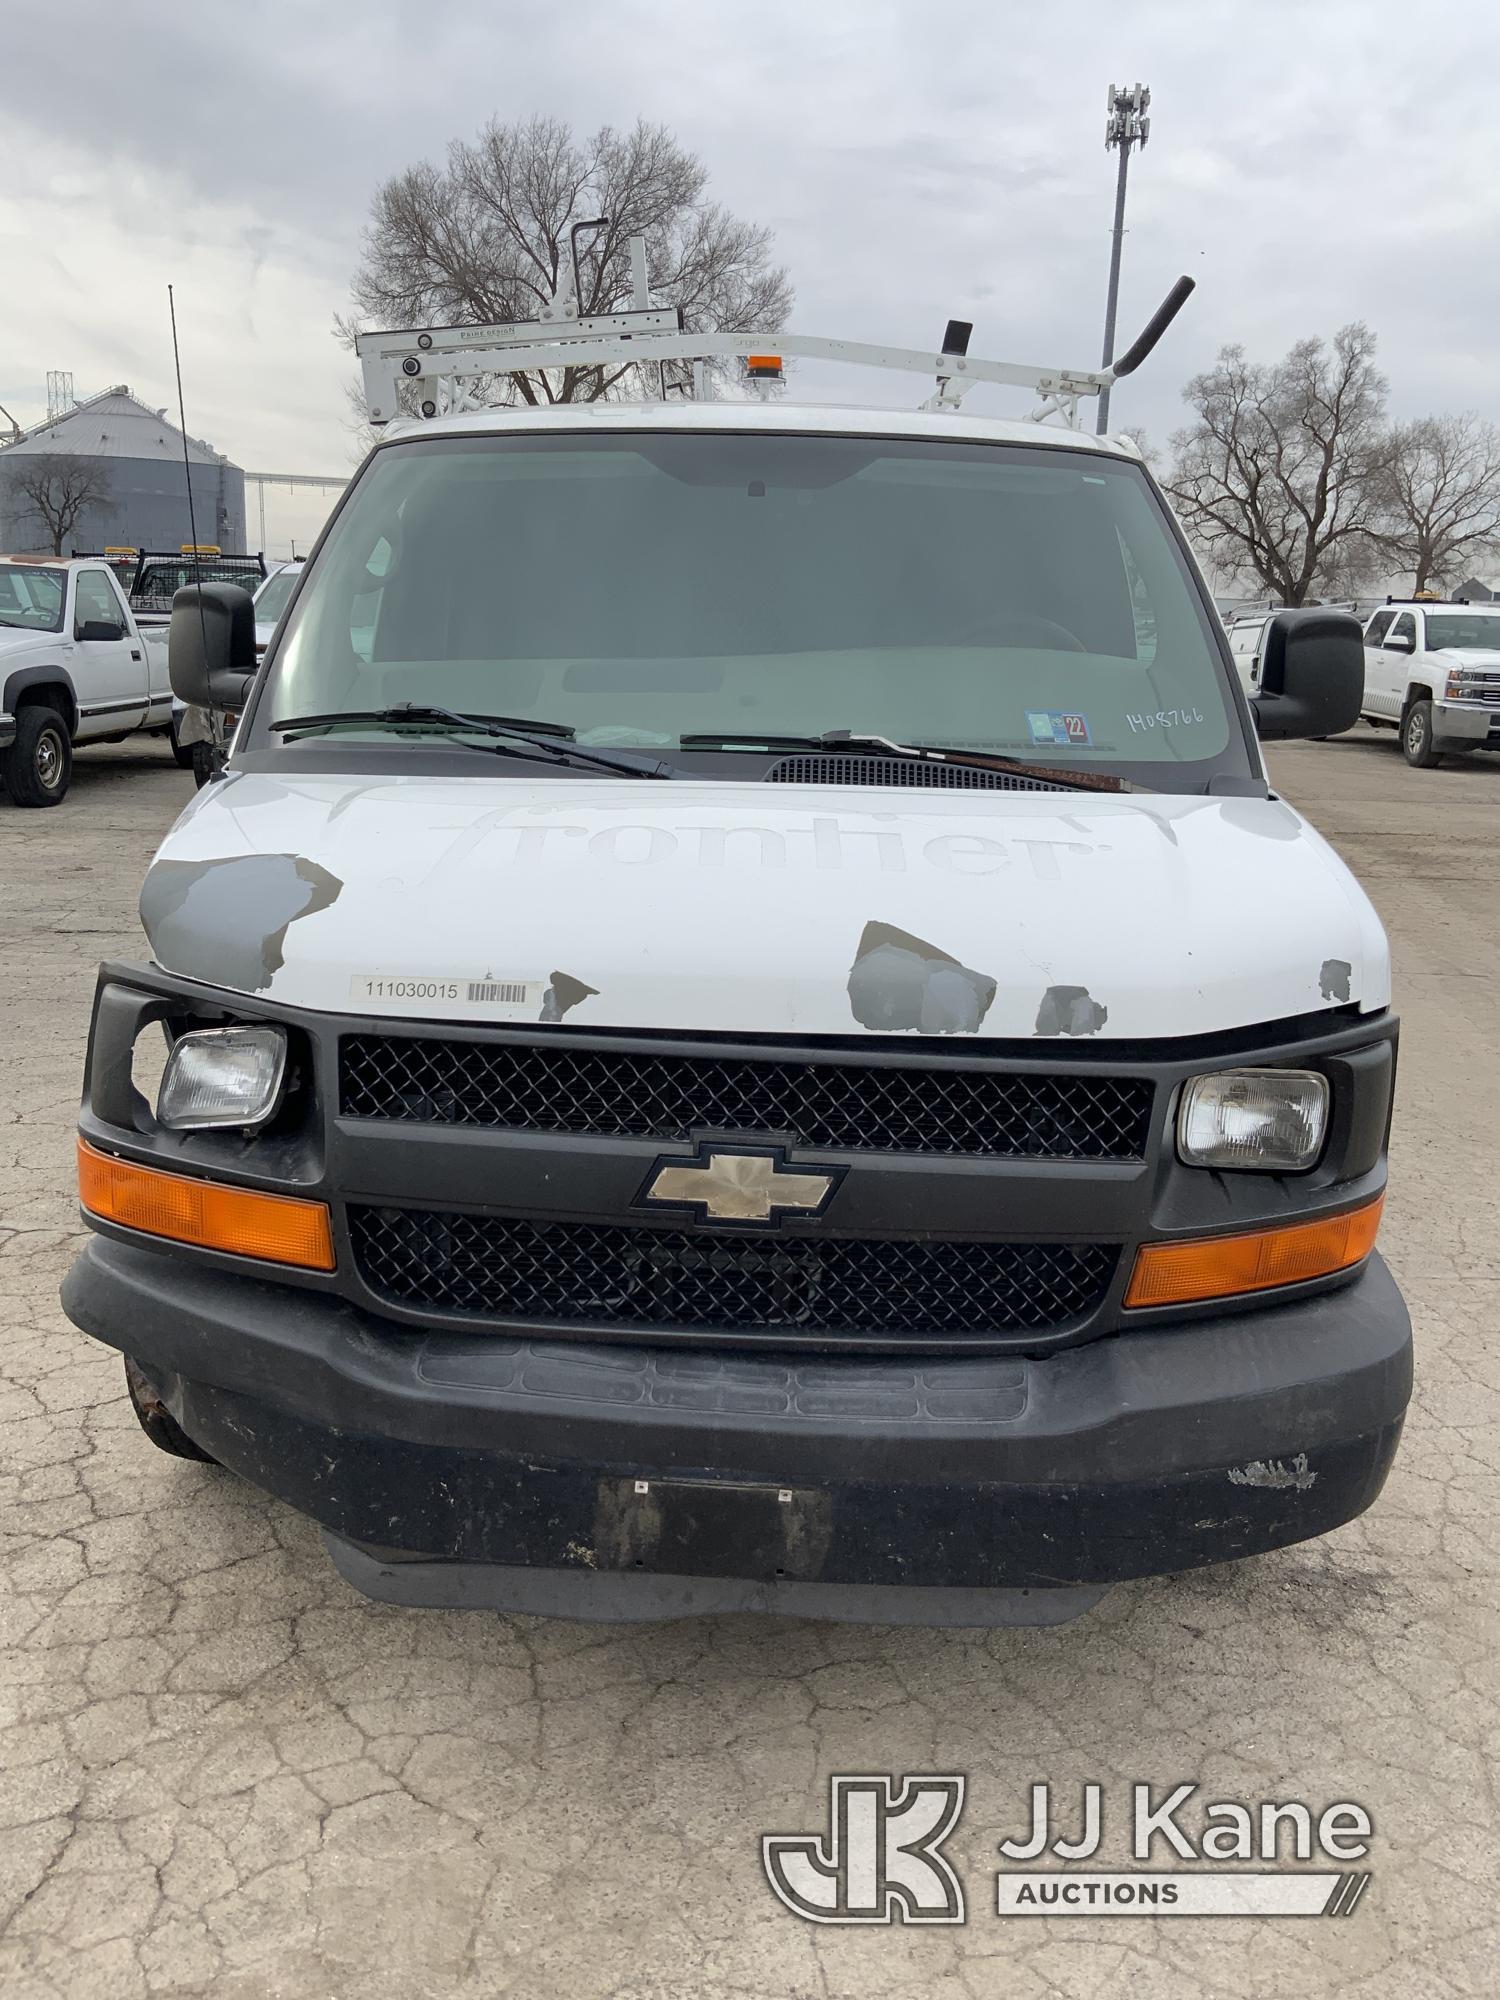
[61,276,1410,1624]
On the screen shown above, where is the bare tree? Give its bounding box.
[1376,413,1500,594]
[1166,325,1390,605]
[345,116,793,410]
[3,452,113,555]
[1119,425,1157,467]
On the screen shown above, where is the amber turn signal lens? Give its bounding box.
[1124,1194,1384,1310]
[77,1139,335,1271]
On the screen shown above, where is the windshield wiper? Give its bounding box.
[269,704,673,779]
[678,729,1132,792]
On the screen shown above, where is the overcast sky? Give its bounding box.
[4,0,1498,552]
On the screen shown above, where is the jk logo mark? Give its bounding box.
[762,1774,966,1925]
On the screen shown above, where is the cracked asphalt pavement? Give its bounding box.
[2,731,1496,1998]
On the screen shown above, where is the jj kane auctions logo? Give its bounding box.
[762,1778,1374,1924]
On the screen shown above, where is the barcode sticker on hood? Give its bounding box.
[351,974,542,1014]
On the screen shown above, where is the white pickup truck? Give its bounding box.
[1359,598,1500,766]
[0,557,176,805]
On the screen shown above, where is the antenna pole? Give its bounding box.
[169,285,219,758]
[168,286,205,584]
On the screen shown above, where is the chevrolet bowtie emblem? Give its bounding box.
[640,1145,842,1226]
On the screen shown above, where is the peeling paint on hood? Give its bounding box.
[540,971,600,1024]
[1319,958,1353,1004]
[138,772,1392,1039]
[1035,986,1109,1036]
[140,853,343,992]
[846,921,996,1035]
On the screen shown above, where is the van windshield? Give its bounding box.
[257,431,1246,787]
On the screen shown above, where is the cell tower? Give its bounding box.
[45,371,75,421]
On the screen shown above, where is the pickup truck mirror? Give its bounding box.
[1250,610,1364,742]
[76,619,126,643]
[169,583,257,710]
[1386,631,1415,654]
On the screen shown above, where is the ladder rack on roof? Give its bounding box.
[355,249,1194,434]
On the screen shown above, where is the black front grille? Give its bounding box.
[339,1037,1152,1160]
[349,1205,1117,1341]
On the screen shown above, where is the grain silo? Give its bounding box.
[0,385,247,555]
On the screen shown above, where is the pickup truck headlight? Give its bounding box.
[1177,1068,1328,1171]
[156,1026,287,1132]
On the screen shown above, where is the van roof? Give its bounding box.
[378,397,1143,459]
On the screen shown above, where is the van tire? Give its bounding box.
[168,714,195,769]
[3,705,72,806]
[1401,700,1444,768]
[190,742,218,788]
[124,1357,218,1463]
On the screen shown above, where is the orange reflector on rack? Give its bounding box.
[746,353,783,377]
[1124,1195,1384,1310]
[77,1139,335,1271]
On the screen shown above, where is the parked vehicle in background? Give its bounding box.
[78,549,267,627]
[1226,611,1273,697]
[96,548,142,589]
[251,559,305,655]
[0,557,174,805]
[1360,598,1500,766]
[123,550,266,647]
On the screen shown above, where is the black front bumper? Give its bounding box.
[63,1235,1411,1623]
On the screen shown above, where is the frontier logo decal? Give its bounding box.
[761,1775,965,1925]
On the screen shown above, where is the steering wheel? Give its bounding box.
[955,611,1088,651]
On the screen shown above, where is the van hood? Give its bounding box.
[137,772,1390,1040]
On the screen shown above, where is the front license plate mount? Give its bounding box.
[594,1475,833,1581]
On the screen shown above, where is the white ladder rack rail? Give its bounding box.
[355,276,1194,433]
[358,319,1109,430]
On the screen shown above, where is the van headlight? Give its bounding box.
[156,1026,287,1132]
[1177,1068,1328,1171]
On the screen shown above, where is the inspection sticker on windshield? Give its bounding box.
[1026,711,1092,747]
[350,974,542,1015]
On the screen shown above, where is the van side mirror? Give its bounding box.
[169,583,258,710]
[1251,610,1364,741]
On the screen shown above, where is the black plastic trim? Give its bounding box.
[61,1236,1412,1591]
[78,696,151,718]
